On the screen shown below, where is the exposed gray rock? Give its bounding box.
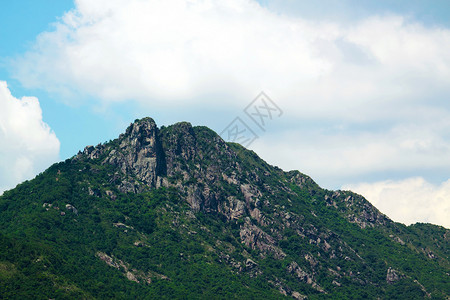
[65,204,78,214]
[332,280,341,287]
[240,184,261,204]
[287,261,324,292]
[240,220,285,259]
[126,271,139,283]
[292,291,307,299]
[76,118,166,194]
[222,172,238,185]
[218,253,242,272]
[186,186,204,212]
[386,267,404,283]
[113,222,134,230]
[269,278,291,296]
[413,279,431,298]
[105,190,117,201]
[287,261,310,283]
[134,241,144,247]
[327,191,391,229]
[221,196,246,220]
[250,207,266,226]
[105,118,165,191]
[96,251,168,284]
[245,258,261,277]
[88,187,101,197]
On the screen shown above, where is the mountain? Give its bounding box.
[0,117,448,299]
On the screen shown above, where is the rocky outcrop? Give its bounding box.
[96,251,168,284]
[240,220,285,259]
[287,261,323,292]
[326,191,391,229]
[386,267,404,283]
[105,118,166,192]
[105,190,117,201]
[287,170,318,191]
[287,261,312,283]
[221,196,246,220]
[240,184,261,205]
[65,204,78,214]
[245,258,262,277]
[161,122,197,172]
[76,118,166,193]
[291,291,307,300]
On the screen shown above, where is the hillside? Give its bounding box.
[0,117,448,299]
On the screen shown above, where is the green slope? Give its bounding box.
[0,118,448,299]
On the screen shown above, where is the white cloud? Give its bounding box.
[12,1,450,114]
[250,119,450,188]
[343,178,450,228]
[0,81,60,194]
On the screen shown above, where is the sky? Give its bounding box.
[0,0,449,228]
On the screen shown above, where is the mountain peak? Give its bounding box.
[1,116,448,299]
[170,121,193,129]
[122,117,157,140]
[77,117,165,193]
[75,117,393,225]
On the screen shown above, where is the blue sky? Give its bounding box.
[261,0,450,25]
[1,0,449,227]
[0,0,132,158]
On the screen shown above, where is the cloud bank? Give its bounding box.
[0,81,60,194]
[14,0,450,111]
[343,178,450,228]
[251,120,450,186]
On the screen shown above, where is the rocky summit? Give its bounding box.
[0,117,448,299]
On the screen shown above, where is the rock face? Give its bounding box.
[107,118,166,192]
[77,118,240,211]
[159,121,238,212]
[78,118,166,193]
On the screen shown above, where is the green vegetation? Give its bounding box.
[0,119,448,299]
